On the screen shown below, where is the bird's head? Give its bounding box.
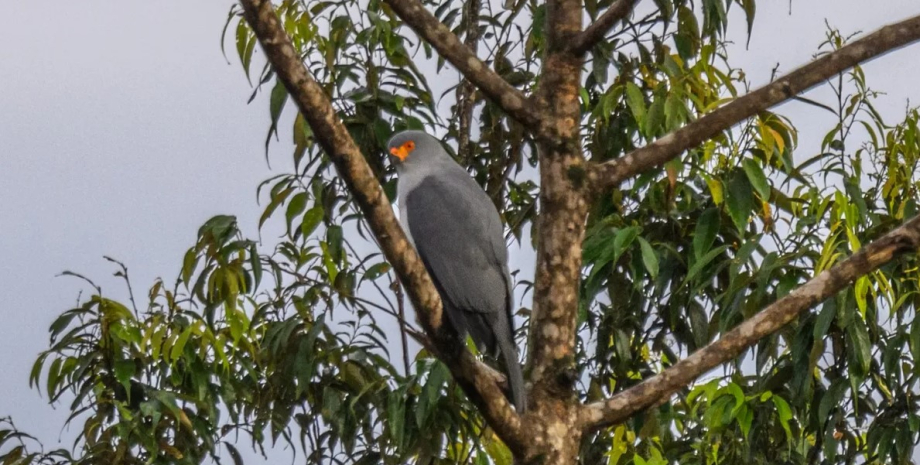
[386,130,448,171]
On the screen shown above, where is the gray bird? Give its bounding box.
[387,130,525,412]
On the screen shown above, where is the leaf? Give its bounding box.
[625,82,647,127]
[285,192,308,236]
[736,404,753,439]
[249,242,262,292]
[693,208,720,260]
[742,158,771,199]
[387,390,406,449]
[739,0,756,44]
[706,177,724,205]
[637,237,658,278]
[847,316,871,377]
[613,226,640,263]
[198,215,238,243]
[170,327,194,362]
[114,359,136,398]
[182,248,199,287]
[772,396,793,441]
[725,171,755,232]
[683,245,730,285]
[301,206,324,237]
[818,379,848,424]
[266,79,289,150]
[260,186,294,229]
[813,300,836,339]
[364,262,391,280]
[645,98,665,137]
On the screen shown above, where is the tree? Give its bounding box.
[3,0,920,463]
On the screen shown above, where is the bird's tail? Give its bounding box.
[494,316,525,412]
[501,339,526,412]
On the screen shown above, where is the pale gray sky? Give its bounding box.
[1,0,919,462]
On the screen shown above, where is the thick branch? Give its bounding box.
[588,14,920,193]
[566,0,639,55]
[382,0,541,129]
[579,214,920,430]
[238,0,527,452]
[520,0,588,460]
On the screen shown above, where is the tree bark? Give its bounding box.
[566,0,640,55]
[523,0,589,460]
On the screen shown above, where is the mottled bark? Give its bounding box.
[587,13,920,193]
[238,0,527,452]
[382,0,542,129]
[578,213,920,429]
[522,0,588,460]
[567,0,640,55]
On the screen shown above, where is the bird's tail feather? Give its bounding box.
[499,336,526,412]
[490,313,525,412]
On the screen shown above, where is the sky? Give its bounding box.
[1,0,919,462]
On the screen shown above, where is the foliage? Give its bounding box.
[4,1,920,464]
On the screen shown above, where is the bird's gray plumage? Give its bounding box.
[388,130,525,412]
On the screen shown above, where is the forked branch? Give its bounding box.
[579,214,920,430]
[567,0,640,55]
[587,14,920,193]
[238,0,527,452]
[382,0,542,129]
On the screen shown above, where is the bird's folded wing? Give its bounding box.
[405,175,507,315]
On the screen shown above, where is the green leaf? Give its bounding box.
[260,186,294,229]
[693,208,720,260]
[182,248,199,287]
[248,242,262,292]
[625,82,647,127]
[387,389,406,448]
[725,171,755,232]
[645,98,665,137]
[818,379,848,424]
[114,359,136,398]
[772,395,793,441]
[742,158,771,199]
[813,300,836,339]
[683,245,730,285]
[736,404,753,439]
[364,262,391,280]
[225,443,245,465]
[613,226,640,263]
[847,316,871,377]
[266,79,289,150]
[301,206,324,237]
[170,327,194,362]
[637,237,658,278]
[285,192,308,235]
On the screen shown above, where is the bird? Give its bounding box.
[387,130,526,412]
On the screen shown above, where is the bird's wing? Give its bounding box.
[405,175,508,316]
